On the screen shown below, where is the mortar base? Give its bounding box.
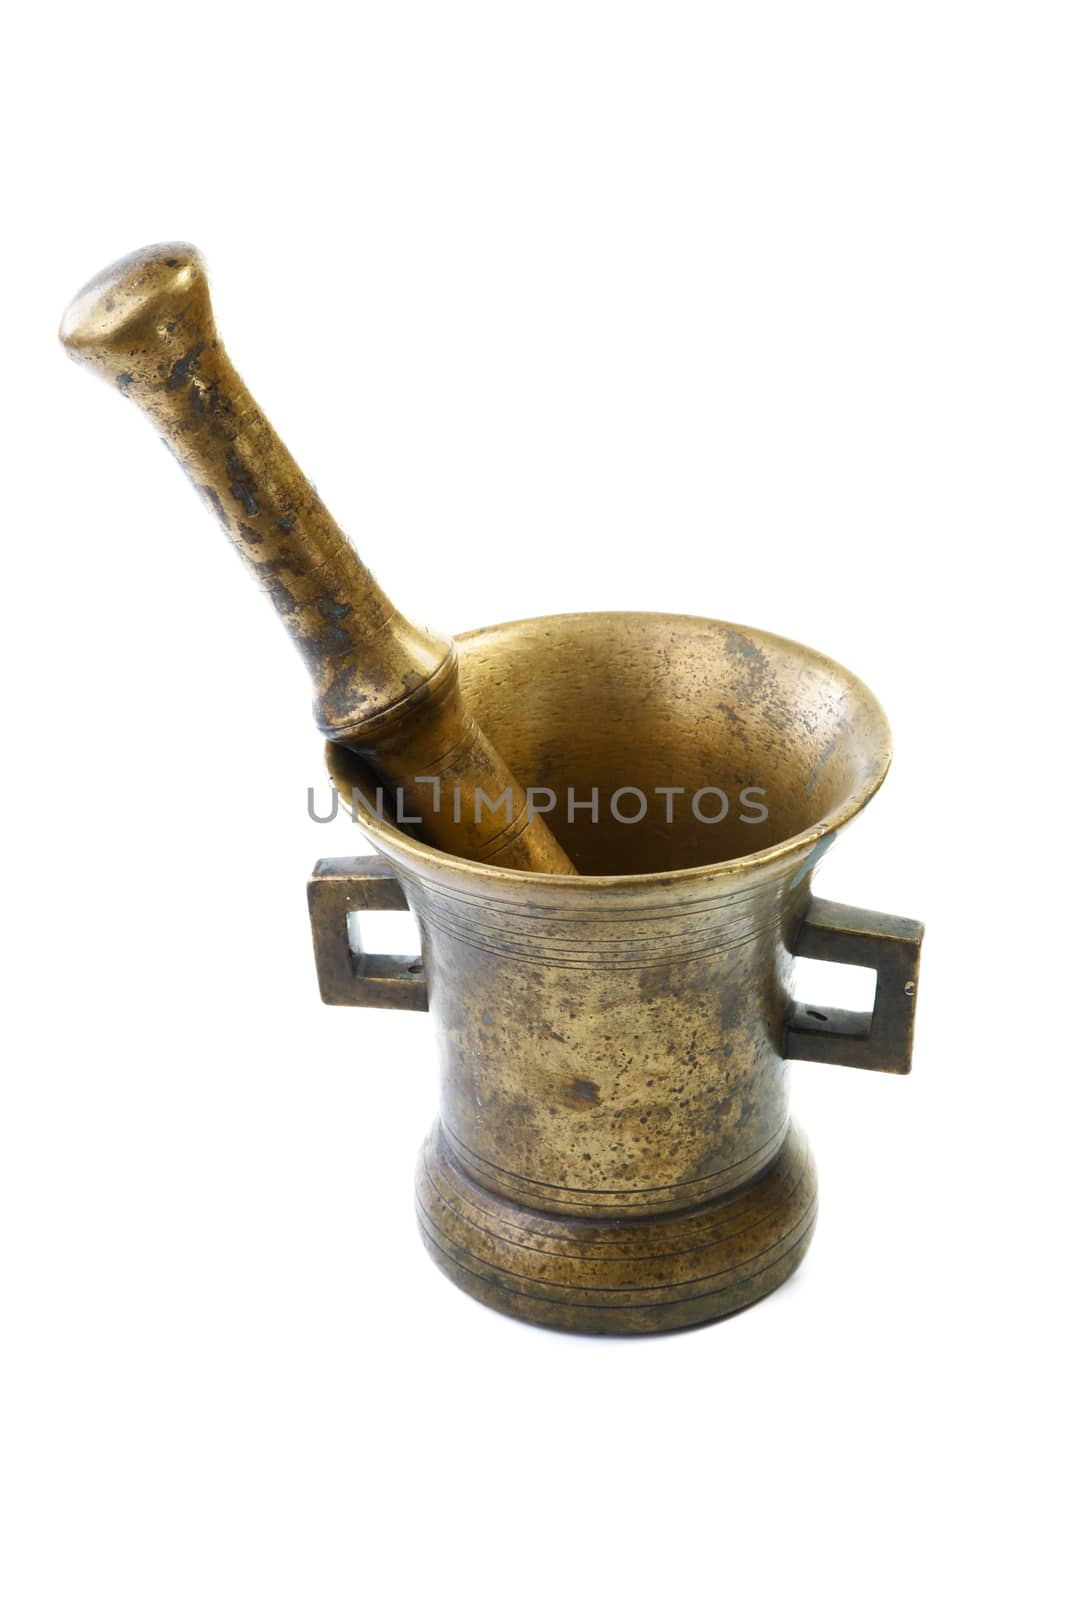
[415,1120,817,1335]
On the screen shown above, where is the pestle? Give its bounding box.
[59,244,576,874]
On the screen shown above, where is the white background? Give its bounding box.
[2,4,1063,1596]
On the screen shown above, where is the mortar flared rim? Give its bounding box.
[325,611,894,893]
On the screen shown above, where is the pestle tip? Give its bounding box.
[59,243,212,371]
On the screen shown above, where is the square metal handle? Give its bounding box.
[307,856,428,1011]
[785,897,924,1074]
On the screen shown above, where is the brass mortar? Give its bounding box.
[309,611,923,1334]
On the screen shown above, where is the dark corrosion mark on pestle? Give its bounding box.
[165,342,207,392]
[226,453,259,517]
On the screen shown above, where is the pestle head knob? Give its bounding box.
[59,244,216,386]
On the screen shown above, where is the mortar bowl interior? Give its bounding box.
[326,612,893,878]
